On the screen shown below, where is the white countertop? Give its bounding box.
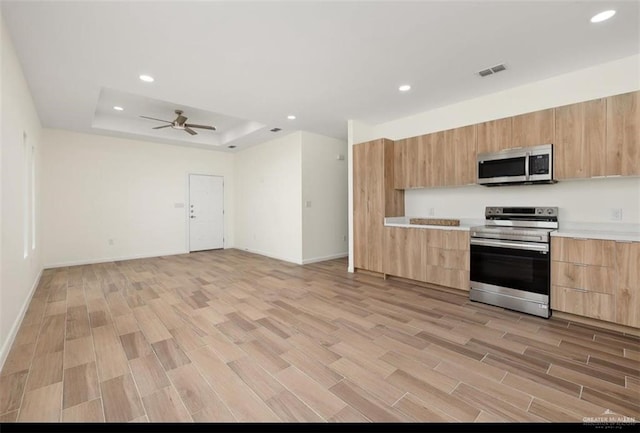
[551,222,640,242]
[384,216,483,231]
[385,217,640,241]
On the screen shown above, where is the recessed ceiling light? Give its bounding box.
[139,74,154,83]
[287,115,296,120]
[228,145,236,149]
[591,10,616,23]
[113,106,124,111]
[399,85,411,92]
[270,127,282,132]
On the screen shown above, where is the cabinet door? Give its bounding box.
[477,117,511,154]
[606,91,640,176]
[512,108,554,148]
[393,138,408,189]
[353,143,368,269]
[616,241,640,328]
[454,125,477,185]
[444,125,477,186]
[428,131,445,187]
[403,136,420,189]
[383,227,426,282]
[366,140,385,273]
[554,99,606,179]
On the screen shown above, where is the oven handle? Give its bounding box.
[471,238,549,252]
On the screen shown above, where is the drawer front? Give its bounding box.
[551,285,615,322]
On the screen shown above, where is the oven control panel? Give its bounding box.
[485,206,558,219]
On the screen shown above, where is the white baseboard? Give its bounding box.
[44,250,189,269]
[239,247,303,265]
[0,267,43,372]
[301,252,348,265]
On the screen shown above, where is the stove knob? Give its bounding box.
[536,209,543,214]
[547,208,553,215]
[495,208,501,214]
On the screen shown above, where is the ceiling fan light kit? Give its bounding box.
[140,109,216,135]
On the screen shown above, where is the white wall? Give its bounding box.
[301,131,348,263]
[1,14,43,369]
[347,54,640,271]
[405,177,640,225]
[234,132,303,263]
[41,129,235,267]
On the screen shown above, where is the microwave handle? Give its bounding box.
[524,152,530,180]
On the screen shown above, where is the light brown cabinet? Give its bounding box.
[445,125,477,186]
[383,227,426,282]
[615,241,640,328]
[425,229,470,291]
[354,139,404,273]
[512,108,555,149]
[477,117,511,154]
[606,91,640,176]
[554,98,606,179]
[394,126,475,189]
[551,237,639,328]
[383,227,469,292]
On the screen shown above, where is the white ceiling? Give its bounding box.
[1,1,638,152]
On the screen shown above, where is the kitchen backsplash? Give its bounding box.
[404,176,640,224]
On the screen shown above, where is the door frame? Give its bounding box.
[186,173,225,252]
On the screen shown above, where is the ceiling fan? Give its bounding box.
[140,109,216,135]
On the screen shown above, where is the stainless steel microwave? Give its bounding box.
[477,143,555,186]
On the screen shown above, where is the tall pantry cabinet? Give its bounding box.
[353,138,404,273]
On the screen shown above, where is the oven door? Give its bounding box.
[470,238,550,296]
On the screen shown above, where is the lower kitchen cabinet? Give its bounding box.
[383,227,426,282]
[383,227,470,292]
[551,237,639,328]
[551,286,616,323]
[616,241,640,328]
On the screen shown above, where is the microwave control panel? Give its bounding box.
[529,154,550,175]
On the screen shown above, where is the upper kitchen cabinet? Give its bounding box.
[393,138,408,189]
[477,117,511,154]
[354,139,404,273]
[394,136,422,189]
[444,125,477,186]
[427,131,445,188]
[512,108,555,149]
[606,91,640,176]
[554,98,606,180]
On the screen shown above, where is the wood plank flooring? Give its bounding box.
[1,249,638,423]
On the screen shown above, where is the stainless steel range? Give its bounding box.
[469,206,558,318]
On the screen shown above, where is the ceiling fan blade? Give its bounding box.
[185,123,216,131]
[140,115,172,123]
[175,115,188,125]
[184,127,197,135]
[152,125,172,130]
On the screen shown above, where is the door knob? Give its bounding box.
[190,216,196,219]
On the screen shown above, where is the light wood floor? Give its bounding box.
[1,249,638,423]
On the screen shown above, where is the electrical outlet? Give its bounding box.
[108,239,114,245]
[343,235,347,242]
[428,207,435,216]
[611,208,623,221]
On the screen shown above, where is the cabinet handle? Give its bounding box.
[573,288,588,293]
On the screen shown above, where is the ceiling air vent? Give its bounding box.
[270,127,282,132]
[477,63,507,77]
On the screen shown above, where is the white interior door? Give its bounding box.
[189,174,224,252]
